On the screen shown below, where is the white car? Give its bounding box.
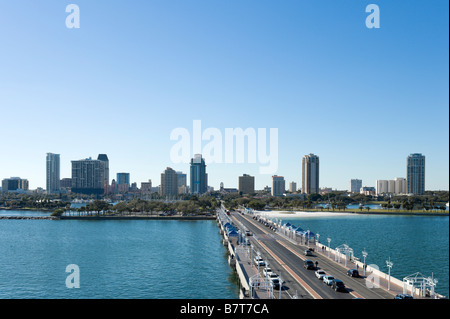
[323,275,335,286]
[263,267,273,277]
[254,256,265,267]
[315,270,326,280]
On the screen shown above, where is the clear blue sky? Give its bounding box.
[0,0,448,191]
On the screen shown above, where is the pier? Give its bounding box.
[217,207,446,300]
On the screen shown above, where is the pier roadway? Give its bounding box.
[231,211,396,299]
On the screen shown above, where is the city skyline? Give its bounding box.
[0,1,448,191]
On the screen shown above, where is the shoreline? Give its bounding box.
[255,210,449,218]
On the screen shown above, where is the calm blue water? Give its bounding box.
[278,214,449,297]
[0,217,239,299]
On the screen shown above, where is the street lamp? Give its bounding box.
[386,257,394,290]
[316,233,320,249]
[327,238,331,258]
[362,249,368,276]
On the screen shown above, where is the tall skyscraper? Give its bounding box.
[239,174,255,194]
[160,167,179,196]
[46,153,60,194]
[190,154,207,194]
[302,154,320,194]
[271,176,285,196]
[71,157,105,195]
[289,182,297,193]
[407,153,425,195]
[349,179,362,193]
[97,154,109,188]
[116,173,130,187]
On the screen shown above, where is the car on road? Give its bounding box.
[304,249,313,256]
[323,275,335,285]
[254,256,265,267]
[269,277,281,290]
[304,260,315,270]
[315,270,326,280]
[394,294,413,299]
[263,267,273,277]
[331,279,346,292]
[347,269,360,278]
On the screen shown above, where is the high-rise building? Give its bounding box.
[116,173,130,187]
[289,182,297,193]
[141,180,152,194]
[160,167,178,196]
[407,153,425,195]
[97,154,109,190]
[190,154,207,194]
[376,178,408,195]
[239,174,255,194]
[302,154,320,194]
[71,158,105,195]
[46,153,60,194]
[394,177,407,195]
[349,179,362,193]
[271,176,285,196]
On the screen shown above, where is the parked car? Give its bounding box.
[331,279,346,292]
[323,275,335,285]
[269,277,281,290]
[304,260,315,270]
[394,294,413,299]
[304,249,313,256]
[347,269,360,278]
[315,270,326,280]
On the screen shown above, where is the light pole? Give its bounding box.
[362,249,368,276]
[316,233,320,249]
[307,230,310,246]
[327,238,331,258]
[386,257,393,290]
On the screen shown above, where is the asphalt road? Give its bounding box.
[230,211,396,299]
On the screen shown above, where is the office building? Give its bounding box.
[71,158,106,195]
[302,154,320,194]
[46,153,60,194]
[289,182,297,193]
[141,180,152,194]
[1,177,29,193]
[239,174,255,194]
[97,154,110,191]
[116,173,130,191]
[190,154,207,194]
[407,153,425,195]
[271,175,285,196]
[349,179,362,193]
[160,167,178,196]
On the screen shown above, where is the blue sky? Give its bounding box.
[0,0,448,191]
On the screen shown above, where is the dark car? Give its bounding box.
[304,260,315,270]
[394,294,413,299]
[347,269,359,277]
[331,279,346,292]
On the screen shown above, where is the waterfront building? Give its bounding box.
[160,167,178,196]
[46,153,60,194]
[319,187,333,195]
[302,154,320,194]
[289,182,297,193]
[116,173,130,187]
[395,177,407,194]
[176,171,187,194]
[1,177,29,193]
[71,157,106,195]
[377,177,409,195]
[271,176,285,196]
[239,174,255,194]
[349,179,362,193]
[407,153,425,195]
[190,154,208,194]
[97,154,110,193]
